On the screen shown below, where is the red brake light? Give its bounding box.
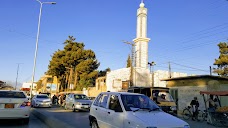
[21,101,31,107]
[26,102,31,106]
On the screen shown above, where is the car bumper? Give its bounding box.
[74,105,90,111]
[0,108,30,119]
[34,102,52,107]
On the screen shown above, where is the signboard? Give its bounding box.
[21,82,37,89]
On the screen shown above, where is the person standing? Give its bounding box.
[190,97,199,121]
[207,95,215,112]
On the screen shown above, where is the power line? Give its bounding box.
[170,62,209,73]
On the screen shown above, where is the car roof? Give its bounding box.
[100,91,144,96]
[36,94,48,96]
[70,93,86,95]
[0,90,24,92]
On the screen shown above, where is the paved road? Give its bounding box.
[177,115,227,128]
[34,106,90,128]
[0,113,49,128]
[34,106,227,128]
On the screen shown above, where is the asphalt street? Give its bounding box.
[34,106,227,128]
[0,113,49,128]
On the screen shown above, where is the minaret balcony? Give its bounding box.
[133,37,150,43]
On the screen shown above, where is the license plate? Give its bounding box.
[5,104,14,108]
[84,106,88,108]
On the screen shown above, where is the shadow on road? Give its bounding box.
[0,119,28,127]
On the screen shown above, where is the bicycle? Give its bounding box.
[182,106,204,121]
[202,110,208,121]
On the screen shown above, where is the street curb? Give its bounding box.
[31,109,74,128]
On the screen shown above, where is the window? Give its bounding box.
[37,95,48,98]
[0,91,26,98]
[93,94,102,106]
[99,94,109,108]
[109,95,123,112]
[74,94,89,100]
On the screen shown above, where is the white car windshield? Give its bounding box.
[121,94,160,111]
[156,92,174,102]
[74,94,89,100]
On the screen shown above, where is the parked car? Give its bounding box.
[89,92,190,128]
[0,90,31,124]
[64,93,92,112]
[31,94,52,108]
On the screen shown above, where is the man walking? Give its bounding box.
[190,97,199,121]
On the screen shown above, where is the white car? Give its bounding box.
[0,90,31,124]
[89,92,190,128]
[65,93,92,112]
[31,94,52,108]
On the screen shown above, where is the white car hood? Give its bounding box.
[37,98,51,102]
[131,111,188,127]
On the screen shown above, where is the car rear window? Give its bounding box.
[0,91,26,98]
[37,95,48,98]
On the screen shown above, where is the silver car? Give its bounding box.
[31,94,52,108]
[65,93,92,112]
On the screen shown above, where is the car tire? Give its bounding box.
[22,118,29,124]
[72,105,76,112]
[91,120,99,128]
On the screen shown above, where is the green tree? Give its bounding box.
[47,36,100,91]
[98,68,111,77]
[213,42,228,77]
[36,80,42,92]
[126,54,132,68]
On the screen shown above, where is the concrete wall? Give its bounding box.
[170,86,207,111]
[167,77,228,111]
[87,86,107,97]
[106,68,130,92]
[153,70,187,87]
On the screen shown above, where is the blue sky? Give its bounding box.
[0,0,228,86]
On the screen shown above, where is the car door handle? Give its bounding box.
[108,112,110,114]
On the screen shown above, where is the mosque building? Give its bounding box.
[89,1,187,95]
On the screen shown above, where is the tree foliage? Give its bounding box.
[46,36,100,91]
[213,42,228,77]
[98,68,111,77]
[126,54,132,68]
[36,80,42,92]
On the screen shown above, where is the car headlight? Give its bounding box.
[170,106,177,111]
[75,102,81,105]
[184,125,190,128]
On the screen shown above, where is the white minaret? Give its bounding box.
[132,1,150,87]
[133,1,150,69]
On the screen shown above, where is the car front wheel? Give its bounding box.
[91,120,99,128]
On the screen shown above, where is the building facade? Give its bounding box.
[162,75,228,112]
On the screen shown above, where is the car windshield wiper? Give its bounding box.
[133,107,151,112]
[149,107,160,112]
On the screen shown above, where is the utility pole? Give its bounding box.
[148,61,156,87]
[74,68,77,91]
[123,41,135,87]
[15,63,22,90]
[209,66,212,75]
[169,62,172,78]
[66,67,73,92]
